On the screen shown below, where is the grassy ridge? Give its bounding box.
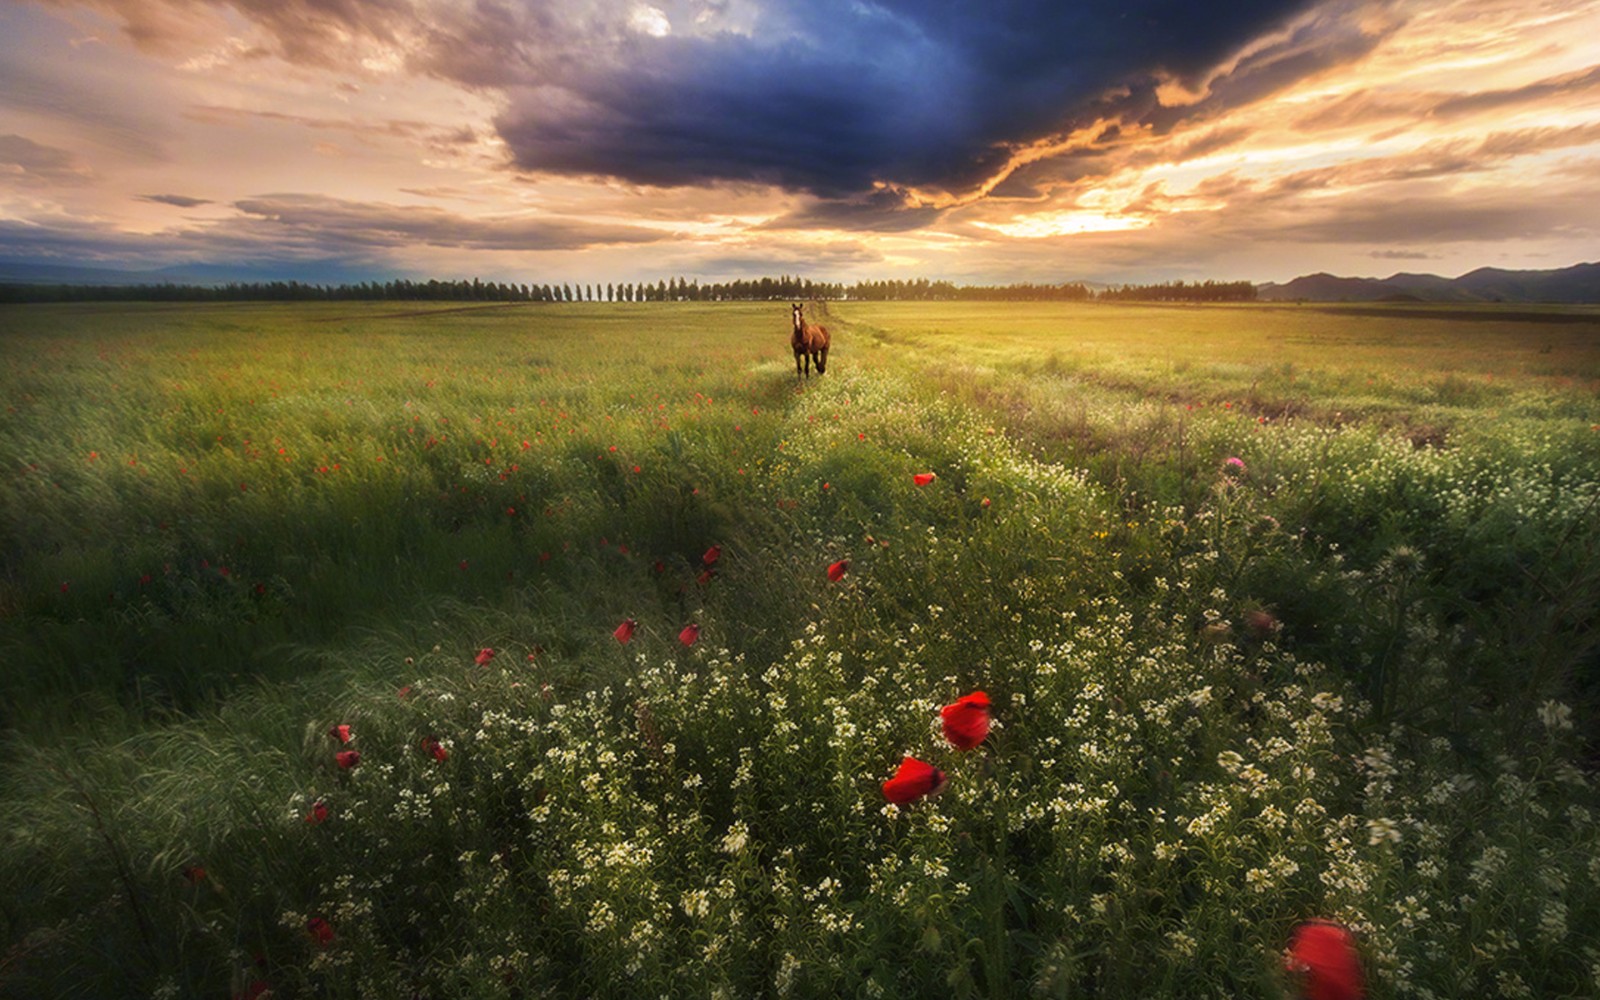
[1,301,1598,998]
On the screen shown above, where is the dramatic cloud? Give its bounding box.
[0,134,92,185]
[0,47,171,160]
[0,195,672,279]
[228,194,674,252]
[3,0,1600,284]
[1369,249,1437,260]
[184,105,480,151]
[1432,62,1600,120]
[1245,184,1600,245]
[39,0,1320,197]
[139,193,211,207]
[758,190,946,234]
[493,0,1326,198]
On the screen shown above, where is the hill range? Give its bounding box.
[1256,261,1600,303]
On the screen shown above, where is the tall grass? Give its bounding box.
[1,300,1597,998]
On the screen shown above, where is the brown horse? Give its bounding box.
[791,302,830,379]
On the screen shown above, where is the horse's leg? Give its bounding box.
[817,347,828,375]
[794,348,803,379]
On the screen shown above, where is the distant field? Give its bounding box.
[2,300,1597,999]
[843,299,1600,384]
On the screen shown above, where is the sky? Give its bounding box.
[2,0,1599,286]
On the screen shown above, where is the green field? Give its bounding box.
[2,300,1598,998]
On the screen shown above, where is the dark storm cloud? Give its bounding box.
[495,0,1322,196]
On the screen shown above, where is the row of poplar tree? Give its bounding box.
[0,275,1256,304]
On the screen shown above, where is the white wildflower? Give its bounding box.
[1537,700,1574,731]
[1366,817,1401,846]
[721,821,750,855]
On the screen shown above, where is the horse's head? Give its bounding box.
[791,302,804,329]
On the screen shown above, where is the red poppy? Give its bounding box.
[306,916,336,946]
[181,864,207,885]
[305,800,329,825]
[335,750,361,770]
[614,618,637,644]
[941,691,991,750]
[1245,609,1279,636]
[475,647,496,666]
[422,737,449,762]
[696,568,716,586]
[827,559,849,582]
[882,756,947,804]
[702,545,721,566]
[1285,920,1364,1000]
[328,724,352,744]
[913,472,936,486]
[232,981,270,1000]
[679,623,701,646]
[397,685,413,699]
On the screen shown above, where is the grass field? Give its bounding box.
[1,299,1598,998]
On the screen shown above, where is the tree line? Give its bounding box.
[0,274,1256,304]
[1096,279,1258,302]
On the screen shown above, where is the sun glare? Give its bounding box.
[975,211,1152,239]
[629,5,672,37]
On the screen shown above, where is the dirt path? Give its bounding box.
[308,302,533,322]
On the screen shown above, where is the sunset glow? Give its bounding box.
[2,0,1598,285]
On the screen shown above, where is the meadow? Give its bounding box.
[0,299,1597,999]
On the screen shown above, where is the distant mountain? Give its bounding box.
[1258,261,1600,303]
[0,259,390,287]
[0,261,166,285]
